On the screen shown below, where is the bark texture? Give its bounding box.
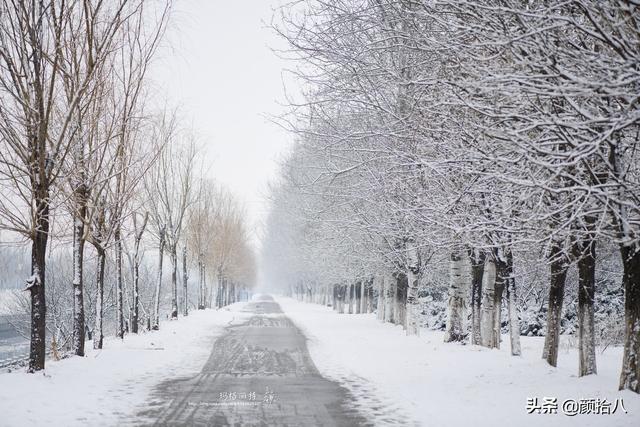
[131,214,147,333]
[115,227,124,339]
[384,273,395,323]
[376,275,385,321]
[170,245,178,319]
[480,258,498,348]
[542,243,569,366]
[469,249,485,346]
[27,201,49,372]
[619,247,640,393]
[576,236,597,376]
[93,249,106,350]
[405,242,421,336]
[182,246,188,316]
[445,251,467,342]
[503,250,521,356]
[72,214,86,356]
[153,226,166,330]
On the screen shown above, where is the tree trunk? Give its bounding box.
[504,250,521,356]
[216,267,223,308]
[332,284,337,310]
[153,227,166,330]
[231,281,236,304]
[72,134,87,356]
[493,252,508,350]
[355,281,362,314]
[480,257,498,348]
[198,255,204,309]
[182,246,188,316]
[170,244,178,319]
[93,248,106,350]
[366,281,371,313]
[445,251,467,342]
[577,236,597,376]
[224,278,230,306]
[131,214,147,334]
[337,285,345,313]
[197,257,202,309]
[384,273,395,323]
[374,274,380,322]
[132,249,140,335]
[131,237,141,334]
[395,273,407,327]
[542,243,568,366]
[203,264,209,308]
[619,246,640,393]
[202,261,208,308]
[220,278,225,307]
[27,199,49,372]
[115,226,124,339]
[361,280,366,313]
[350,283,355,312]
[72,214,86,356]
[362,280,368,313]
[343,284,347,313]
[406,241,421,336]
[469,249,485,346]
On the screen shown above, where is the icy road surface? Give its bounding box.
[139,295,368,426]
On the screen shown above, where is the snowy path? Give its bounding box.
[138,295,370,426]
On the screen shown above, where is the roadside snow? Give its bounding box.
[0,303,249,427]
[277,297,640,427]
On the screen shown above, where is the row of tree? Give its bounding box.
[0,0,255,372]
[262,0,640,393]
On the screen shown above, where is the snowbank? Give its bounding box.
[277,297,640,427]
[0,304,249,426]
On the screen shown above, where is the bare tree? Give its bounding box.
[0,0,150,371]
[146,113,197,325]
[130,211,148,333]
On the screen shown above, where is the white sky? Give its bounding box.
[150,0,296,250]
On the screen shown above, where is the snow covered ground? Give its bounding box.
[277,297,640,427]
[2,297,638,427]
[0,303,250,427]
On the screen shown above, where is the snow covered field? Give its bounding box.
[277,297,640,427]
[0,304,250,427]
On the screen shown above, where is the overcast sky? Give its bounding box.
[150,0,296,250]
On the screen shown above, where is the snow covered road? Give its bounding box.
[138,295,371,426]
